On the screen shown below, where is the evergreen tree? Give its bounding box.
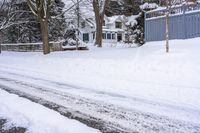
[6,26,19,43]
[105,0,142,16]
[4,1,41,43]
[131,11,145,45]
[49,0,66,42]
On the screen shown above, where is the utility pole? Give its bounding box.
[165,0,170,53]
[76,0,80,50]
[77,0,80,28]
[0,31,2,54]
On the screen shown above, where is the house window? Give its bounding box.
[115,22,122,29]
[117,33,122,42]
[83,33,89,42]
[112,34,116,40]
[81,22,85,28]
[107,33,111,39]
[102,33,106,39]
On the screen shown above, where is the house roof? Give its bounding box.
[107,15,125,24]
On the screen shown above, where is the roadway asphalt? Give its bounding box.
[0,119,26,133]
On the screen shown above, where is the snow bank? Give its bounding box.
[0,89,100,133]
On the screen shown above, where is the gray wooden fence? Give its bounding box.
[145,3,200,42]
[1,42,63,52]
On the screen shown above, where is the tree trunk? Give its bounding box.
[93,0,102,47]
[93,0,109,47]
[166,13,169,53]
[40,19,50,55]
[95,19,103,47]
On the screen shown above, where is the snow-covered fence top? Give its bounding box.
[1,43,43,46]
[145,3,200,42]
[145,3,200,19]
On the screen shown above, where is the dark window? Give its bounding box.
[83,33,89,42]
[107,33,111,39]
[112,34,116,39]
[115,22,122,29]
[102,33,106,39]
[117,34,122,42]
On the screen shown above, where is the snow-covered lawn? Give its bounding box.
[0,89,100,133]
[0,38,200,131]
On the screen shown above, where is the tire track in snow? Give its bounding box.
[0,74,200,132]
[0,119,26,133]
[0,69,199,118]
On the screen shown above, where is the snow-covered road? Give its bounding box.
[0,67,199,133]
[0,119,26,133]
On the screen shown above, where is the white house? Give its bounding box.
[78,15,130,44]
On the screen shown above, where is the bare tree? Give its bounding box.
[93,0,109,47]
[26,0,53,55]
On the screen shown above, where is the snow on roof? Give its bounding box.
[103,28,124,32]
[107,15,124,24]
[106,15,139,27]
[79,28,95,33]
[140,3,158,10]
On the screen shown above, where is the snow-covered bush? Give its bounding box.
[62,38,77,46]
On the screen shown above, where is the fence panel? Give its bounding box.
[145,3,200,42]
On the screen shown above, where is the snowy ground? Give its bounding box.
[0,89,100,133]
[0,38,200,132]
